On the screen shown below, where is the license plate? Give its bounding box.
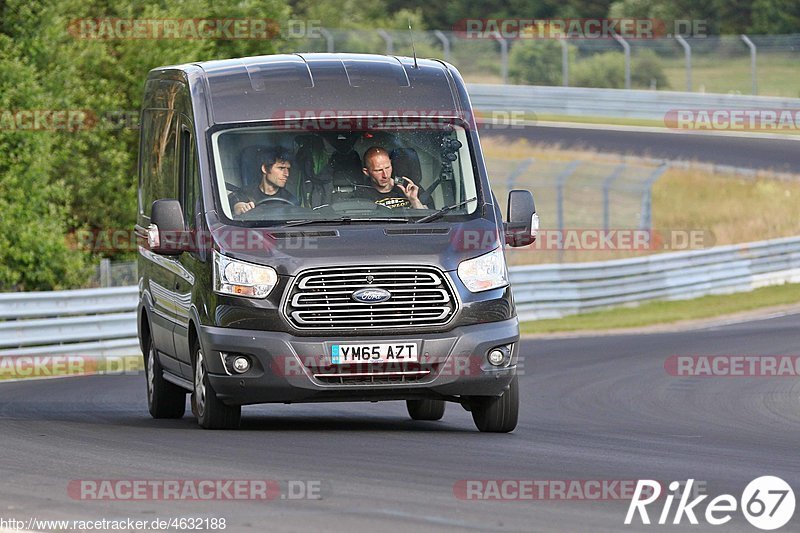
[331,343,418,364]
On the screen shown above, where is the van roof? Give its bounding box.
[157,53,467,125]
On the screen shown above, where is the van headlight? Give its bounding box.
[214,250,277,298]
[457,247,509,292]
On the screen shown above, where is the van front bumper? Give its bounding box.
[197,318,520,405]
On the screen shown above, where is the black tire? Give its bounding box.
[470,375,519,433]
[145,337,186,419]
[406,399,446,421]
[192,343,241,430]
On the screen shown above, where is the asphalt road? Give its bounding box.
[483,125,800,173]
[1,313,799,532]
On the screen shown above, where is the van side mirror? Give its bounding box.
[504,190,537,247]
[148,199,186,255]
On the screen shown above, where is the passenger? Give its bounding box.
[231,147,298,215]
[356,146,427,209]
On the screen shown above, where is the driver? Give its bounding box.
[231,146,298,215]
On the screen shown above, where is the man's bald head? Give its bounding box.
[362,146,390,168]
[362,146,395,193]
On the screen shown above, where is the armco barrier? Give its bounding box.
[468,84,800,121]
[1,236,799,355]
[0,286,139,357]
[511,236,800,319]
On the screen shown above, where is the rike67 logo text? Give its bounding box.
[625,477,795,530]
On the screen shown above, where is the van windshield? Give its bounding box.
[210,123,480,225]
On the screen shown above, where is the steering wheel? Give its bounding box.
[253,197,296,207]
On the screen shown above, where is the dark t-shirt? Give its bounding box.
[230,185,298,209]
[354,186,413,209]
[355,185,434,209]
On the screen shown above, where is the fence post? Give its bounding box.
[602,164,626,231]
[433,30,451,62]
[675,35,692,92]
[506,158,534,190]
[740,34,757,95]
[560,38,569,87]
[639,164,669,229]
[495,36,509,84]
[319,28,334,53]
[377,29,393,55]
[555,161,580,262]
[99,258,111,288]
[612,33,631,90]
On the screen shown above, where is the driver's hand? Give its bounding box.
[233,201,255,215]
[397,177,425,209]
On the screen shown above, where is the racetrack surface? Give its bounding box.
[1,313,799,532]
[483,125,800,174]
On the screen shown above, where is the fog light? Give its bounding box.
[231,356,250,374]
[488,349,505,366]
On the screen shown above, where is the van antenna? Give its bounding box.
[409,20,418,69]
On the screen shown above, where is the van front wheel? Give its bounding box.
[469,376,519,433]
[406,399,445,421]
[145,338,186,419]
[193,345,241,430]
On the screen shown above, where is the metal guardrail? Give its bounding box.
[1,236,800,353]
[0,286,137,319]
[0,286,139,357]
[468,84,800,121]
[511,236,800,320]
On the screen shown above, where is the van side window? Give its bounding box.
[139,109,178,217]
[179,126,199,229]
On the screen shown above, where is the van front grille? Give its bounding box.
[284,265,457,330]
[312,362,439,385]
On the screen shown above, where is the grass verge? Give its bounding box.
[520,282,800,334]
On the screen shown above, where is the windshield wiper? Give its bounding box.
[283,217,409,227]
[414,197,477,224]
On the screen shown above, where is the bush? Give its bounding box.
[509,40,572,86]
[572,49,669,89]
[0,36,90,290]
[632,49,669,89]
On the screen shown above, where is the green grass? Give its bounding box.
[660,53,800,98]
[521,283,800,334]
[532,113,665,128]
[465,51,800,98]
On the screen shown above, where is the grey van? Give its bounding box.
[135,53,536,432]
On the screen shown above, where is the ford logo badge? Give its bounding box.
[351,288,391,303]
